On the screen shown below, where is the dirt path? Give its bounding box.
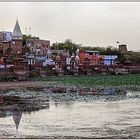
[0,81,41,90]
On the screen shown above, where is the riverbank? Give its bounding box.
[0,74,139,91]
[0,81,43,90]
[33,74,140,90]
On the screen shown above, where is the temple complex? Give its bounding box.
[0,19,139,80]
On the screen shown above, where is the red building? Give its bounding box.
[1,20,23,56]
[10,20,23,55]
[26,38,50,55]
[79,51,99,66]
[79,51,117,66]
[0,32,10,56]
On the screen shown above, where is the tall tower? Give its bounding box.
[11,19,23,55]
[12,19,23,40]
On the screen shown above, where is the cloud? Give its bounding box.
[0,2,140,50]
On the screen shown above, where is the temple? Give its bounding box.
[12,19,23,40]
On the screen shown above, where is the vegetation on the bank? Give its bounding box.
[51,39,120,55]
[51,39,140,64]
[34,74,140,88]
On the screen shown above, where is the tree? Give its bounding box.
[51,39,81,54]
[123,52,140,64]
[6,47,13,56]
[23,34,31,46]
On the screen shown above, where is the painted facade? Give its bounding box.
[80,51,117,66]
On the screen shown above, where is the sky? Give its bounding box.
[0,2,140,51]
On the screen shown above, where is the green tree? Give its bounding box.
[51,39,81,54]
[22,34,32,46]
[6,47,13,56]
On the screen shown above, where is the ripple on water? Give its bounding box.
[0,89,140,138]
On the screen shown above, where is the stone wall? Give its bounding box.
[0,69,17,79]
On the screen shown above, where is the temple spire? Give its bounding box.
[12,18,23,40]
[13,107,22,131]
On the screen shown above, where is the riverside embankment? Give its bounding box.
[0,74,139,91]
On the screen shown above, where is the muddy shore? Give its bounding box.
[0,80,139,92]
[0,81,43,90]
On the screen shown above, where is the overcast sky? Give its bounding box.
[0,2,140,50]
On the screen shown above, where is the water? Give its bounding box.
[0,90,140,138]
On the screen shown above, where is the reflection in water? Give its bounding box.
[0,104,22,131]
[106,102,120,109]
[0,96,50,131]
[13,107,22,130]
[0,96,3,103]
[0,89,139,139]
[45,85,127,96]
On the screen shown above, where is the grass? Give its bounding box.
[33,74,140,89]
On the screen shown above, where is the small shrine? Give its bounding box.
[67,49,80,76]
[55,55,64,76]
